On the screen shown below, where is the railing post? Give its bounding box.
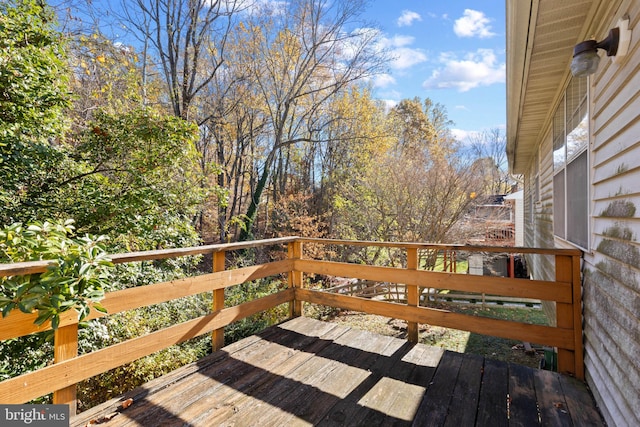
[53,323,78,415]
[555,254,577,377]
[452,251,457,273]
[407,247,419,343]
[288,240,303,318]
[212,250,225,351]
[571,253,584,380]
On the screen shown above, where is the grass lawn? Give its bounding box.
[431,256,469,273]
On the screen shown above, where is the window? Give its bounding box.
[552,77,589,249]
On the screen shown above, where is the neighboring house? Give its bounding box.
[462,194,516,246]
[507,1,639,425]
[460,193,524,279]
[505,190,524,247]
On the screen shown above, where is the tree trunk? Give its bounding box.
[238,161,271,241]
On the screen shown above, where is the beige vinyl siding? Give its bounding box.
[583,1,640,425]
[523,174,539,277]
[523,132,559,322]
[526,130,555,252]
[538,132,559,322]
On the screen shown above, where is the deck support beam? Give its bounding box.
[212,251,226,351]
[407,247,419,343]
[53,323,78,415]
[289,241,303,318]
[555,254,583,379]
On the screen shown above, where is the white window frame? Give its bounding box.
[552,76,590,250]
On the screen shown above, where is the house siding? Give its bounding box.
[524,132,558,322]
[585,2,640,424]
[520,2,640,425]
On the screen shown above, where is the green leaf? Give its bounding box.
[34,310,52,326]
[51,315,60,330]
[1,302,16,317]
[92,302,107,313]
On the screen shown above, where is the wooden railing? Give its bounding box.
[0,237,583,415]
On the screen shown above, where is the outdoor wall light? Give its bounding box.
[570,17,632,77]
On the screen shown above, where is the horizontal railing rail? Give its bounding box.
[0,259,294,340]
[0,237,583,416]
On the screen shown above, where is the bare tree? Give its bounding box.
[236,0,387,240]
[122,0,240,121]
[464,128,512,196]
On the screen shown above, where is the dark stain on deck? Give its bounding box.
[72,317,604,426]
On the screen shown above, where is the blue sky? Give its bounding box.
[362,2,506,141]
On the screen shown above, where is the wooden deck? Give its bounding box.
[71,317,603,426]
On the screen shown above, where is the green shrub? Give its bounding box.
[0,219,113,328]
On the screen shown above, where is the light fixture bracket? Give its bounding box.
[612,17,632,63]
[570,17,632,77]
[596,27,620,56]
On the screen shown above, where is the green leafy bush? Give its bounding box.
[0,0,71,224]
[0,219,114,328]
[0,331,53,383]
[224,278,289,344]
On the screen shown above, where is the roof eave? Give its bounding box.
[506,0,537,175]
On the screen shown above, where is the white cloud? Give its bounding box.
[373,73,396,88]
[451,126,506,144]
[455,105,469,111]
[450,129,481,142]
[454,9,495,38]
[380,99,399,112]
[397,10,422,27]
[238,0,288,16]
[379,89,402,100]
[379,34,414,48]
[339,26,381,62]
[377,35,427,70]
[422,49,505,92]
[393,48,428,69]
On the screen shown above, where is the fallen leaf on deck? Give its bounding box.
[121,398,134,409]
[87,412,119,425]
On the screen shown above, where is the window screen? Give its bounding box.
[553,173,565,238]
[552,77,589,249]
[566,151,588,248]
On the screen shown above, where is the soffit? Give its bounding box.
[506,0,599,174]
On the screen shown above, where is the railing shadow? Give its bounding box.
[108,318,449,426]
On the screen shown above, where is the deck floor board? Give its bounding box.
[476,358,509,427]
[443,353,484,427]
[508,362,540,426]
[72,317,604,427]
